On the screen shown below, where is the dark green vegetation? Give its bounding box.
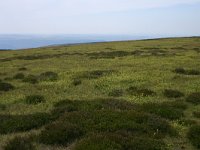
[38,71,58,81]
[193,111,200,118]
[13,73,25,79]
[174,68,200,75]
[127,86,156,97]
[22,75,38,84]
[0,37,200,149]
[186,92,200,104]
[39,122,84,146]
[163,89,184,98]
[4,136,35,150]
[0,82,14,91]
[187,125,200,149]
[0,113,51,134]
[24,95,45,105]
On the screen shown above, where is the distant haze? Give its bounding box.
[0,34,153,50]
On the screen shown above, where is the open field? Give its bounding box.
[0,37,200,150]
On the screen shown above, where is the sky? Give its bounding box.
[0,0,200,36]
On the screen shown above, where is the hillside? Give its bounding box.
[0,37,200,150]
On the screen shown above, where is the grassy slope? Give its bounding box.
[0,37,200,149]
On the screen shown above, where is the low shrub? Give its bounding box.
[142,102,186,120]
[72,79,82,86]
[39,122,84,146]
[174,68,186,74]
[108,89,124,97]
[186,92,200,104]
[0,113,52,134]
[193,111,200,118]
[0,104,6,111]
[174,68,200,75]
[80,70,114,79]
[87,51,133,59]
[24,95,45,105]
[126,137,168,150]
[39,71,58,81]
[4,77,13,81]
[52,99,136,115]
[74,133,168,150]
[187,125,200,148]
[74,134,123,150]
[58,109,174,138]
[4,136,35,150]
[127,86,156,97]
[18,67,27,71]
[178,119,197,126]
[13,73,25,79]
[23,75,38,84]
[163,89,184,98]
[0,82,14,91]
[100,99,136,110]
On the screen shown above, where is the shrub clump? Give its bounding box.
[39,71,58,81]
[127,86,156,97]
[18,67,27,71]
[74,134,123,150]
[13,73,25,79]
[108,89,124,97]
[0,113,51,134]
[163,89,184,98]
[23,75,38,84]
[187,125,200,148]
[79,70,114,79]
[72,79,82,86]
[186,92,200,104]
[142,102,187,120]
[24,95,45,105]
[0,82,14,91]
[0,104,6,111]
[193,111,200,118]
[4,136,35,150]
[39,122,84,146]
[174,68,200,75]
[74,133,168,150]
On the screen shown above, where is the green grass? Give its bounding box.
[0,37,200,149]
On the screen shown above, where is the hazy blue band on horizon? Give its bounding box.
[0,34,152,50]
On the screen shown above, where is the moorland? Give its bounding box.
[0,37,200,150]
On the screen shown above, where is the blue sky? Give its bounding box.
[0,0,200,36]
